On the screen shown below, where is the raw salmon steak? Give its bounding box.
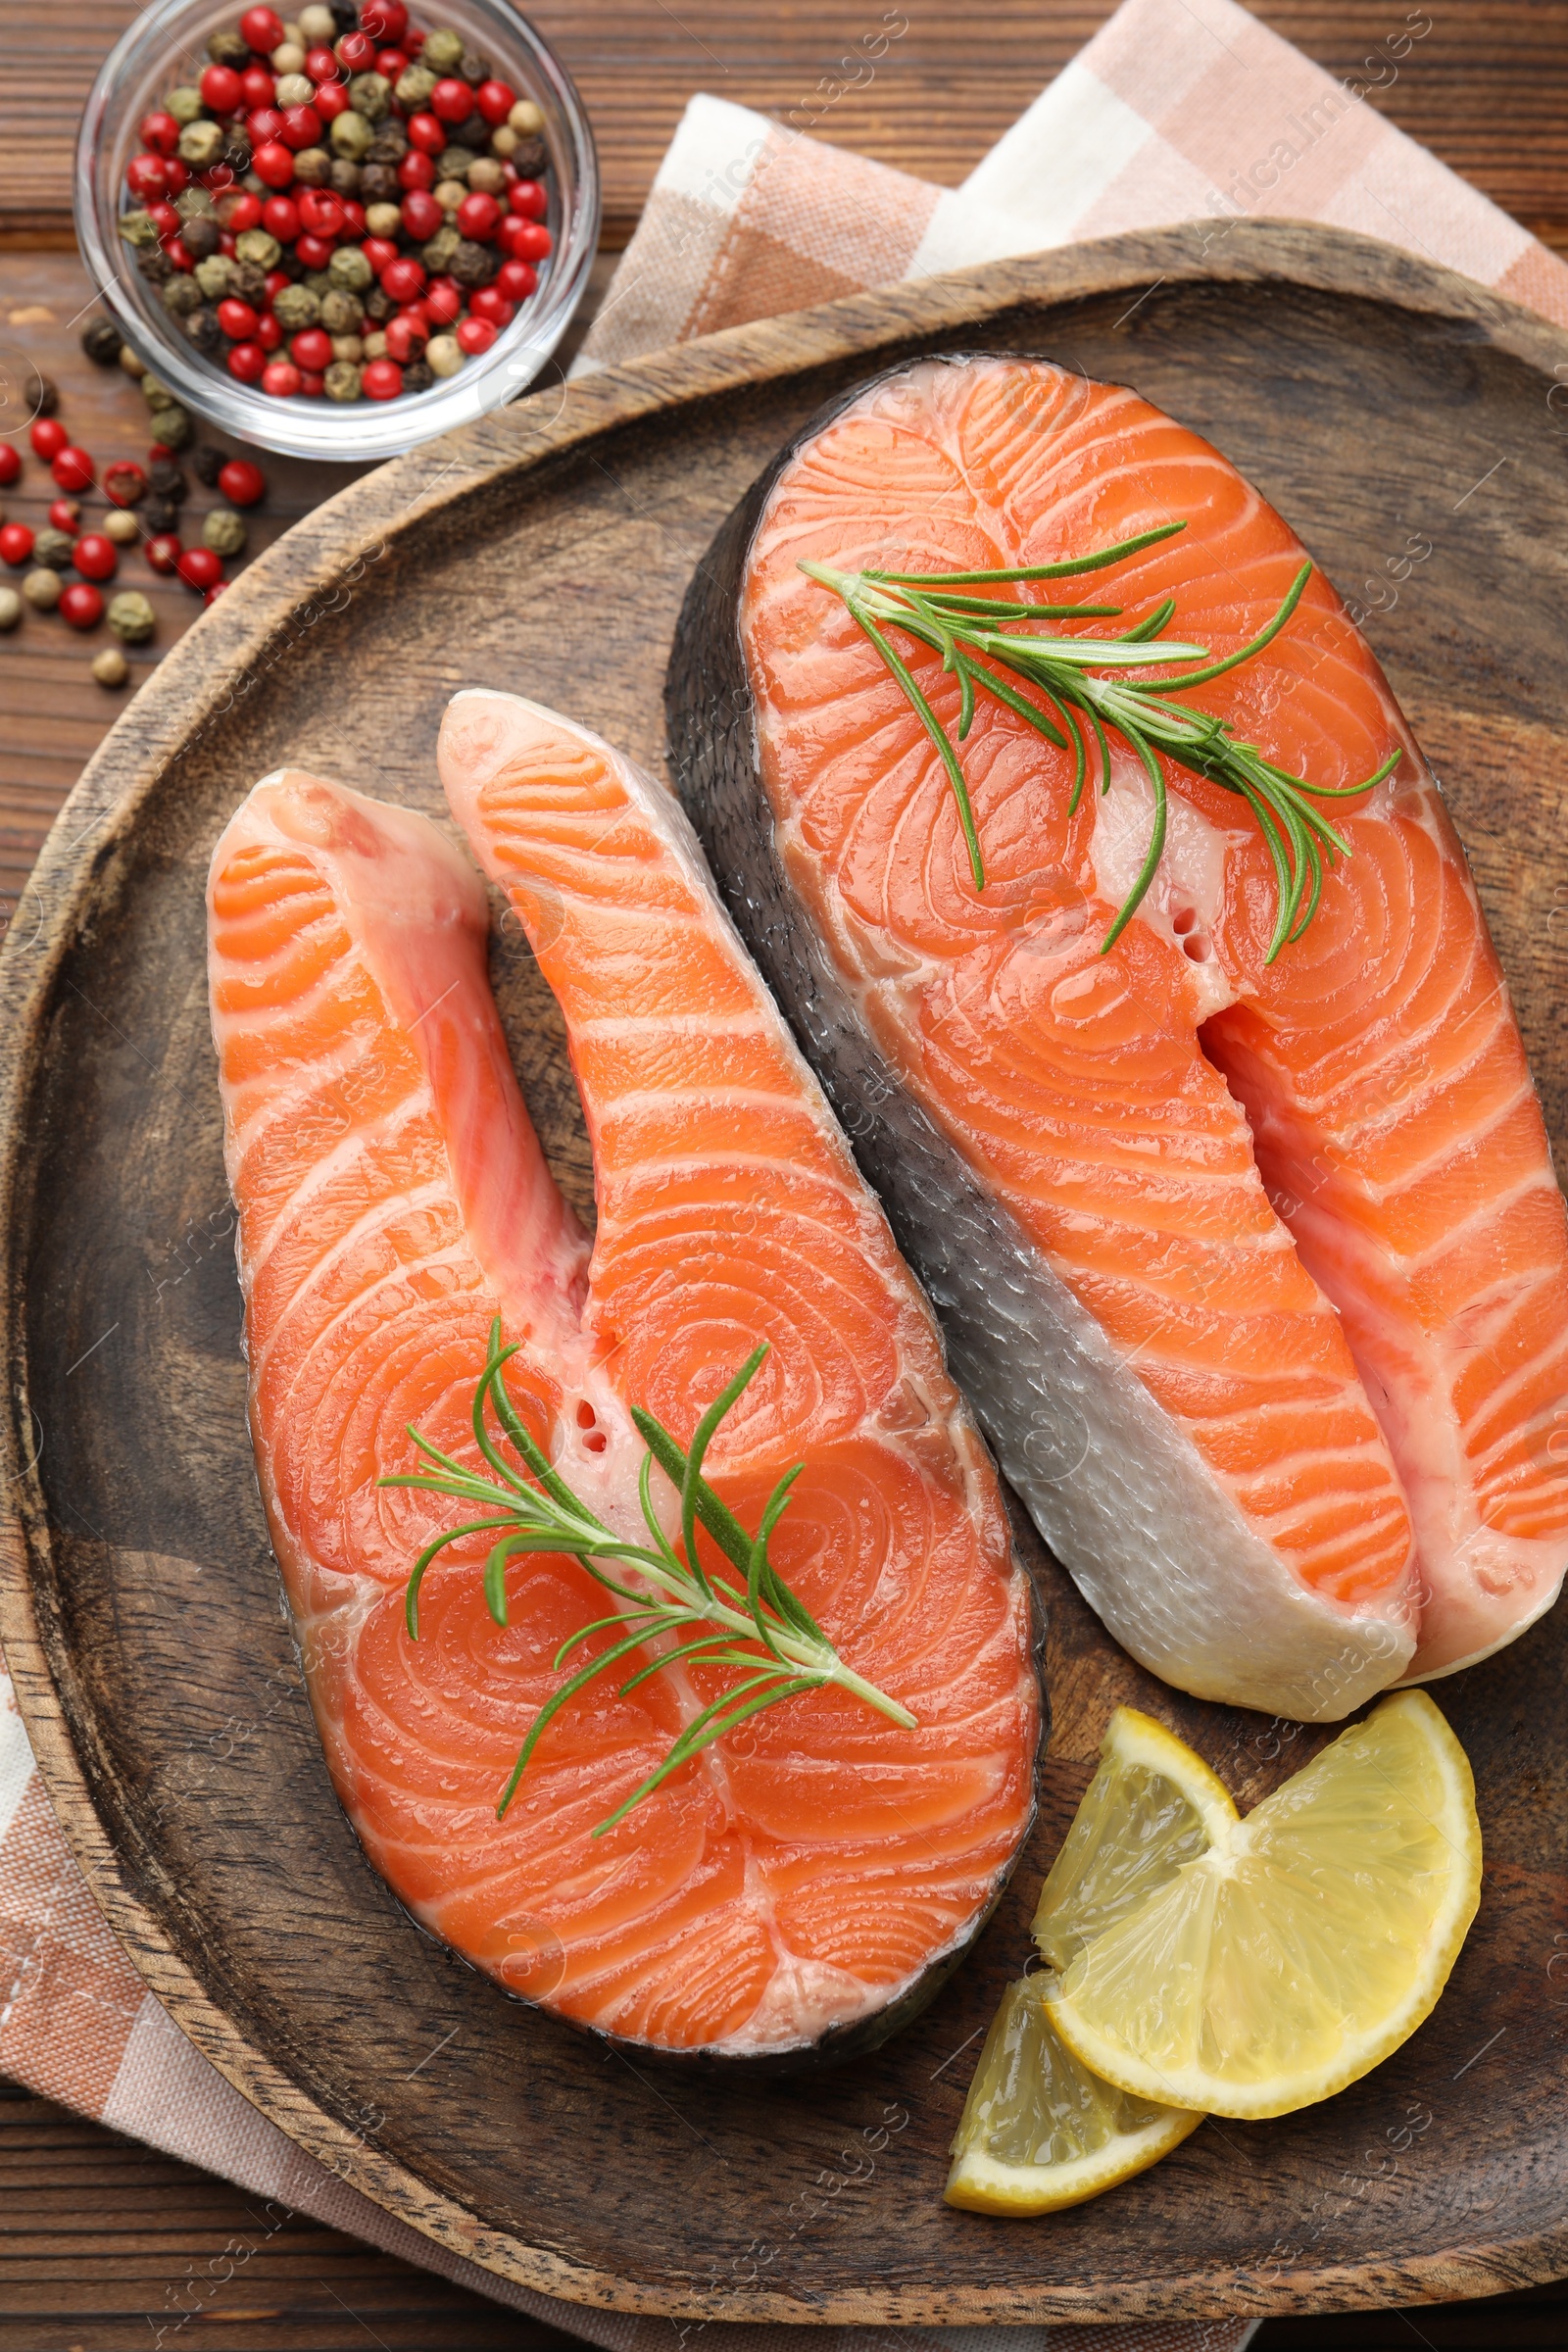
[206,719,1039,2059]
[667,353,1568,1711]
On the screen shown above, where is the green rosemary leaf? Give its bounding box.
[867,519,1186,586]
[495,1621,670,1820]
[631,1407,755,1579]
[679,1343,768,1599]
[405,1518,517,1639]
[857,603,987,891]
[1098,724,1169,953]
[591,1674,819,1838]
[1156,561,1311,690]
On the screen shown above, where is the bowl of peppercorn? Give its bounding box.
[76,0,599,460]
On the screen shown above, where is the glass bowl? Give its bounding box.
[74,0,599,462]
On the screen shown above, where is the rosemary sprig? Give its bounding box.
[800,521,1400,962]
[380,1321,915,1836]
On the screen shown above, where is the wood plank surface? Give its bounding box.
[5,2,1568,258]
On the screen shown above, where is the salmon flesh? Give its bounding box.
[206,705,1040,2059]
[666,353,1568,1715]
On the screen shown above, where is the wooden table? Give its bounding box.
[5,2,1568,2342]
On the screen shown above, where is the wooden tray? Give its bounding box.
[3,222,1568,2330]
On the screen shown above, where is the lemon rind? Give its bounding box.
[944,2105,1203,2215]
[1101,1705,1239,1844]
[1048,1693,1483,2121]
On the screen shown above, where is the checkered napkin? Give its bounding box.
[15,0,1565,2335]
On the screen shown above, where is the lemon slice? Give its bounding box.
[945,1975,1201,2214]
[1033,1704,1238,1969]
[1048,1690,1481,2120]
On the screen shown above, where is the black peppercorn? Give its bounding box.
[27,370,60,418]
[328,157,362,193]
[366,122,407,162]
[329,0,358,29]
[459,48,489,83]
[364,283,393,321]
[194,445,227,489]
[81,316,123,368]
[450,237,496,288]
[137,245,173,283]
[230,259,268,306]
[183,306,223,357]
[223,137,253,176]
[509,135,547,176]
[148,458,188,503]
[402,359,434,394]
[142,497,176,535]
[182,215,221,261]
[207,25,249,65]
[359,164,399,204]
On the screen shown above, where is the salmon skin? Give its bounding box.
[666,352,1568,1716]
[206,706,1040,2063]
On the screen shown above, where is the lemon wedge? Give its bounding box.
[1047,1690,1481,2121]
[1032,1704,1238,1969]
[946,1975,1201,2214]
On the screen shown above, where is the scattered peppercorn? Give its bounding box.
[218,457,267,506]
[23,568,61,611]
[27,372,60,419]
[203,507,247,557]
[103,461,149,507]
[148,458,188,503]
[142,498,178,536]
[60,581,105,630]
[105,510,141,547]
[0,522,32,565]
[0,587,20,630]
[0,447,18,487]
[33,528,75,572]
[92,646,130,688]
[81,316,123,368]
[108,591,158,645]
[74,534,119,584]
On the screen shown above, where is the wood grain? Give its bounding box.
[6,2,1568,258]
[4,224,1568,2329]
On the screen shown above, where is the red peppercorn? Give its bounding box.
[423,275,463,324]
[177,545,223,592]
[362,235,400,275]
[379,252,425,304]
[457,190,500,241]
[263,193,300,242]
[30,417,68,462]
[247,106,285,145]
[361,0,408,39]
[397,149,435,191]
[145,532,182,574]
[314,78,350,121]
[241,64,275,109]
[342,198,367,235]
[297,188,344,238]
[165,158,190,193]
[305,45,340,80]
[125,153,169,202]
[494,258,537,303]
[219,297,261,339]
[48,497,80,532]
[361,356,403,400]
[165,237,195,271]
[103,462,148,507]
[407,111,446,155]
[200,62,244,113]
[218,458,266,507]
[147,443,173,463]
[261,359,302,398]
[239,6,285,53]
[147,200,181,237]
[509,178,548,221]
[291,326,333,370]
[403,22,424,49]
[204,580,229,606]
[383,313,427,364]
[74,533,118,583]
[264,269,290,305]
[507,220,553,263]
[475,79,515,126]
[0,521,34,565]
[139,110,181,156]
[456,315,497,356]
[220,228,238,256]
[467,285,514,329]
[52,446,95,493]
[430,76,473,124]
[252,139,296,188]
[256,313,284,351]
[221,189,264,231]
[59,581,104,630]
[299,369,325,397]
[227,339,267,381]
[400,188,442,240]
[0,445,21,487]
[375,48,409,79]
[280,104,322,151]
[335,27,375,70]
[300,231,339,270]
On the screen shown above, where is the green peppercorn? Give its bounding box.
[292,147,330,187]
[440,146,478,181]
[165,84,204,124]
[319,287,364,333]
[324,359,363,402]
[327,243,373,293]
[202,508,246,558]
[208,26,250,66]
[422,27,465,71]
[330,110,372,159]
[107,590,156,645]
[182,215,221,262]
[348,71,390,121]
[174,184,217,220]
[0,586,21,630]
[195,255,235,301]
[272,283,321,331]
[304,270,335,297]
[178,120,225,170]
[141,372,174,410]
[149,402,191,451]
[81,316,122,367]
[162,276,203,319]
[119,210,159,251]
[92,646,129,688]
[394,63,437,109]
[235,228,283,271]
[420,223,461,274]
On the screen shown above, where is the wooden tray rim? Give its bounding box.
[3,220,1567,2326]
